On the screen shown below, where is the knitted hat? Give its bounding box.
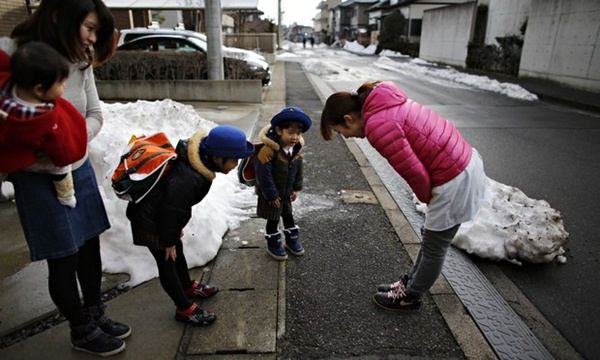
[270,106,312,132]
[201,125,254,158]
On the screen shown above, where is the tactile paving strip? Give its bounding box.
[356,139,554,360]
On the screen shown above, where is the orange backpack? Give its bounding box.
[111,132,177,203]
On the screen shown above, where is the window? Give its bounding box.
[410,19,422,36]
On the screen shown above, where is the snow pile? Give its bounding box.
[451,178,569,265]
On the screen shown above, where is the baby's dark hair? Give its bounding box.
[275,119,308,133]
[320,81,380,140]
[10,41,69,92]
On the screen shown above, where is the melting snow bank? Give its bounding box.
[374,57,539,101]
[417,177,569,265]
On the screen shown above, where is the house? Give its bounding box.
[313,0,343,45]
[366,0,466,45]
[98,0,262,33]
[332,0,378,44]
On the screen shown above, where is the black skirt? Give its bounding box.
[256,190,292,221]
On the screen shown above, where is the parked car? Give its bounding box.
[116,34,271,85]
[117,27,267,63]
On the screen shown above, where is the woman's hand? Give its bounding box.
[270,197,282,209]
[165,246,177,261]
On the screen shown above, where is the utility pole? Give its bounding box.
[206,0,224,80]
[277,0,282,50]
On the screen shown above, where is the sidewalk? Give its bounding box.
[0,58,596,359]
[0,61,285,360]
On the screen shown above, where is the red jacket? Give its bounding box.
[363,81,472,203]
[0,50,87,173]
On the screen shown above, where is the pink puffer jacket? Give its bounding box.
[363,81,472,203]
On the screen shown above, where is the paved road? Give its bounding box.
[288,47,600,359]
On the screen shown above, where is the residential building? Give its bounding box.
[332,0,378,44]
[366,0,466,45]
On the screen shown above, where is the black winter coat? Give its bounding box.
[126,131,216,249]
[254,125,304,201]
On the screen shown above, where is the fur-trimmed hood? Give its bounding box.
[257,124,305,153]
[183,130,216,182]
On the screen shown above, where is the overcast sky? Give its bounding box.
[257,0,321,26]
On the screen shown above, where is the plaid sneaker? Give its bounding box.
[175,303,216,326]
[185,281,219,299]
[372,281,422,312]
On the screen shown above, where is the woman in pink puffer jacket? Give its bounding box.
[321,80,486,312]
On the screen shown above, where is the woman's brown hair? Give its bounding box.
[11,0,116,67]
[320,81,380,140]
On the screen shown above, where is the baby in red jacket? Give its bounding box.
[0,41,88,208]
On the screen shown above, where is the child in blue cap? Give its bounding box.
[126,125,254,325]
[254,106,312,260]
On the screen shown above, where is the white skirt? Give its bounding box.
[424,149,486,231]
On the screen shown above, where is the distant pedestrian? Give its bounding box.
[310,36,315,48]
[126,126,254,326]
[320,81,486,311]
[0,41,88,209]
[254,107,312,260]
[302,36,307,48]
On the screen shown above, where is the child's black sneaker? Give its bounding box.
[372,282,422,312]
[185,280,219,299]
[71,322,126,357]
[377,274,409,292]
[175,303,216,326]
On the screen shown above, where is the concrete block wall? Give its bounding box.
[520,0,600,92]
[419,2,477,67]
[485,0,531,44]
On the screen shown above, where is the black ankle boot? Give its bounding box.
[84,302,132,340]
[71,317,126,356]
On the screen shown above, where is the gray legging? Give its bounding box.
[406,224,461,300]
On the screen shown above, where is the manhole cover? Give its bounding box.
[340,190,378,204]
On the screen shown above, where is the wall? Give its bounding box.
[419,2,477,67]
[0,0,29,37]
[519,0,600,91]
[224,33,276,53]
[485,0,530,45]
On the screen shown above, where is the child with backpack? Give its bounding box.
[125,125,254,325]
[254,107,312,260]
[0,41,88,208]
